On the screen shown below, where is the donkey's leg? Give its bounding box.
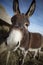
[6,51,10,65]
[21,51,28,65]
[21,50,33,65]
[29,48,41,58]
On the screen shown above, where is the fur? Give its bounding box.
[7,29,23,50]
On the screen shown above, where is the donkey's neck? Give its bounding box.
[20,31,30,50]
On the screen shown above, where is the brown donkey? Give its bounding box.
[6,0,43,64]
[0,0,43,64]
[6,0,43,56]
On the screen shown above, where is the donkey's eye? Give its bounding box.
[25,23,28,27]
[25,24,28,27]
[24,23,29,29]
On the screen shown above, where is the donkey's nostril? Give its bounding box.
[15,24,19,28]
[16,42,19,47]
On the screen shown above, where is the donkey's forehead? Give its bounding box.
[12,14,29,23]
[16,14,27,20]
[16,14,26,18]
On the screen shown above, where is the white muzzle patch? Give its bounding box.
[7,29,23,50]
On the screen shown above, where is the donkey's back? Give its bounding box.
[29,32,43,49]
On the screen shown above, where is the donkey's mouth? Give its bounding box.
[6,41,19,51]
[6,29,23,51]
[16,41,19,47]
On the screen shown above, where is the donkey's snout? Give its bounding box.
[15,24,19,28]
[14,24,23,29]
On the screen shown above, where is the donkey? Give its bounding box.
[5,0,43,64]
[6,0,43,55]
[0,0,43,64]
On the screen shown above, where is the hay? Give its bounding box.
[0,48,43,65]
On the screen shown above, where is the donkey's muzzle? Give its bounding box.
[14,24,23,30]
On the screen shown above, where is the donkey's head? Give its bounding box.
[11,0,36,30]
[7,0,36,50]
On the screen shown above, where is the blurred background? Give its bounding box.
[0,0,43,35]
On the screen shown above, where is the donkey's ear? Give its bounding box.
[26,0,36,17]
[13,0,20,13]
